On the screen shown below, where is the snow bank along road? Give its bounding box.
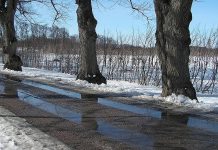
[0,106,70,150]
[1,74,218,149]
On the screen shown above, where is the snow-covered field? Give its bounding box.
[0,63,218,149]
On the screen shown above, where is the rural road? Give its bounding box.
[1,74,218,150]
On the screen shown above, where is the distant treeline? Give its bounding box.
[0,22,217,56]
[0,22,152,55]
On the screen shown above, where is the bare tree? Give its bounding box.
[154,0,197,100]
[76,0,106,84]
[0,0,23,71]
[0,0,68,71]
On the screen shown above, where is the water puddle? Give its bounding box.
[0,81,5,95]
[188,117,218,133]
[98,98,161,119]
[23,80,81,99]
[18,80,218,134]
[17,89,154,149]
[18,89,81,123]
[22,80,162,119]
[97,120,153,149]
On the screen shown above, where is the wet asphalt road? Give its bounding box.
[1,74,218,150]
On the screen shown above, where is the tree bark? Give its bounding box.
[0,0,23,71]
[154,0,197,100]
[76,0,106,84]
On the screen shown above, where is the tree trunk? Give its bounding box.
[76,0,106,84]
[0,0,23,71]
[154,0,197,100]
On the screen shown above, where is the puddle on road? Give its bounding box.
[18,89,82,123]
[22,80,162,119]
[0,81,5,95]
[17,89,154,149]
[188,117,218,133]
[97,120,153,149]
[23,80,81,99]
[21,80,218,134]
[98,98,161,119]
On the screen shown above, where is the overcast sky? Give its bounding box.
[35,0,218,36]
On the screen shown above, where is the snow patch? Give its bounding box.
[0,106,70,150]
[165,94,198,105]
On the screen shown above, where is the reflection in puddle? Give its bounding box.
[18,89,81,123]
[17,89,154,149]
[23,81,81,99]
[0,81,5,95]
[188,117,218,133]
[98,98,161,119]
[20,80,218,134]
[161,112,218,133]
[97,120,153,149]
[161,112,189,124]
[23,80,162,119]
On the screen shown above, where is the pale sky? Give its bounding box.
[33,0,218,36]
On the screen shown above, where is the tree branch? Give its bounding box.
[50,0,60,24]
[128,0,151,22]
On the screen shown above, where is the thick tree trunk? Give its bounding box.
[154,0,197,100]
[76,0,106,84]
[0,0,22,71]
